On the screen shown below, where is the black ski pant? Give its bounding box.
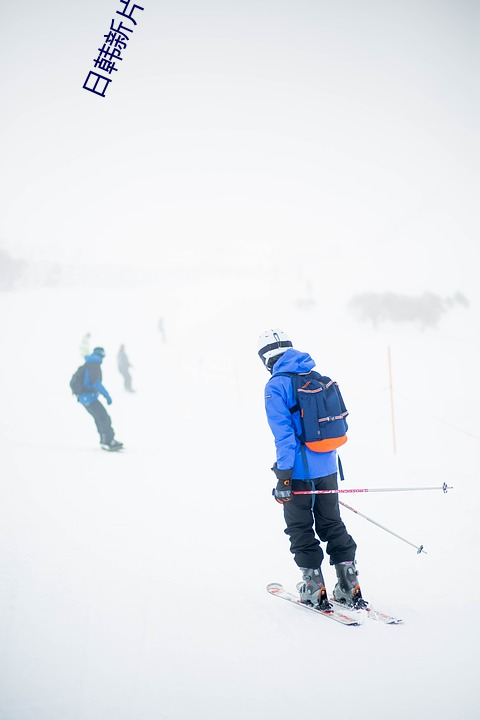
[283,473,357,570]
[83,400,114,444]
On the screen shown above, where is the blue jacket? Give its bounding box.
[77,351,112,407]
[264,348,337,480]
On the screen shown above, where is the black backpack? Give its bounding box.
[70,364,87,395]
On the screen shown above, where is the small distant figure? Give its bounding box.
[117,344,134,392]
[70,346,123,452]
[80,332,91,358]
[158,316,166,343]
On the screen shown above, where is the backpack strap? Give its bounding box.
[275,372,312,482]
[273,371,308,415]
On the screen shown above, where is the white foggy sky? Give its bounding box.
[1,1,479,293]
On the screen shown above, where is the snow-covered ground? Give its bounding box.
[1,274,478,720]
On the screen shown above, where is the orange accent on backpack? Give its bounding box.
[305,435,348,452]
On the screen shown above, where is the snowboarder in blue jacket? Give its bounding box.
[258,329,366,610]
[76,347,123,451]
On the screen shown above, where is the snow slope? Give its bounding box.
[0,274,478,720]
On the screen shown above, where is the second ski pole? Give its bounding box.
[338,499,427,554]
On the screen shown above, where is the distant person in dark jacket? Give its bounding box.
[76,347,123,451]
[117,344,134,392]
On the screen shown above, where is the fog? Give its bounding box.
[1,3,480,719]
[1,1,479,296]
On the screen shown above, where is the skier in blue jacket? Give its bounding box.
[258,329,366,610]
[77,347,123,451]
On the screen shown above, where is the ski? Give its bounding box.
[328,598,403,625]
[267,583,361,626]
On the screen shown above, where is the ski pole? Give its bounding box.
[292,482,452,496]
[338,499,427,554]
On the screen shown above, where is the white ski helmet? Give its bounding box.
[257,328,293,369]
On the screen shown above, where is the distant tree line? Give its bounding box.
[0,248,27,291]
[348,291,469,329]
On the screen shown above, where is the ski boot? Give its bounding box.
[333,561,368,609]
[297,568,332,611]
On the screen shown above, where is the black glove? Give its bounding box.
[271,464,293,504]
